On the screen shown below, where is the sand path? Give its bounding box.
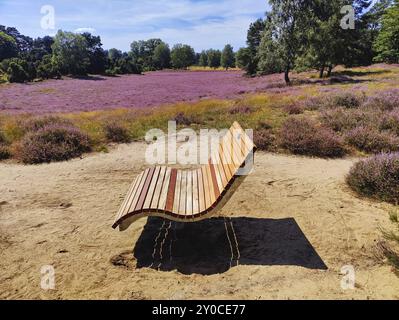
[0,142,398,299]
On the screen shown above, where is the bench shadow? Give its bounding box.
[133,217,327,275]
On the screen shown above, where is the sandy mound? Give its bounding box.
[0,142,398,299]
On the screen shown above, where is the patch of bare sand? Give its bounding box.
[0,142,398,299]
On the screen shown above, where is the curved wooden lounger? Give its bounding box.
[113,122,256,231]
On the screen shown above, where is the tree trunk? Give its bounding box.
[319,66,325,79]
[284,67,290,85]
[327,65,333,77]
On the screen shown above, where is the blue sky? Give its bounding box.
[0,0,268,52]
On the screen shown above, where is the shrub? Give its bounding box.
[7,61,29,83]
[17,125,91,164]
[20,116,74,133]
[0,145,11,160]
[347,152,399,204]
[279,116,346,158]
[173,112,202,126]
[283,103,304,115]
[320,107,382,132]
[331,91,363,108]
[302,92,363,111]
[381,108,399,134]
[363,89,399,111]
[229,105,253,115]
[254,129,275,151]
[344,126,399,153]
[103,122,131,143]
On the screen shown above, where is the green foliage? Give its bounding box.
[199,50,208,67]
[36,54,61,79]
[235,48,252,71]
[374,0,399,63]
[170,44,195,69]
[7,61,29,83]
[51,30,90,76]
[221,44,235,70]
[207,49,222,69]
[153,43,171,69]
[0,31,18,61]
[130,39,166,71]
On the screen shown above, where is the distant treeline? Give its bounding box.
[0,26,237,83]
[237,0,399,83]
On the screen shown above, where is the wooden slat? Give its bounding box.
[201,166,211,210]
[158,168,172,211]
[186,171,193,217]
[135,167,156,211]
[178,171,187,215]
[209,163,221,200]
[165,169,177,212]
[128,169,149,213]
[233,121,254,152]
[212,155,224,193]
[143,166,161,209]
[223,128,242,170]
[227,128,246,168]
[116,173,141,220]
[219,143,233,182]
[206,164,216,204]
[197,169,205,213]
[221,131,238,175]
[192,170,199,214]
[230,126,247,160]
[173,170,182,213]
[219,136,236,179]
[215,149,228,188]
[150,166,167,209]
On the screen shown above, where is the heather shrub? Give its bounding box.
[17,125,91,164]
[344,126,399,153]
[283,103,304,114]
[330,91,363,108]
[279,116,346,158]
[363,89,399,111]
[0,145,11,160]
[347,153,399,204]
[20,116,74,133]
[320,107,382,132]
[302,92,363,111]
[229,105,253,115]
[381,108,399,134]
[173,112,202,126]
[103,122,131,143]
[254,129,275,151]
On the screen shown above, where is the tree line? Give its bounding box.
[236,0,399,84]
[0,26,237,83]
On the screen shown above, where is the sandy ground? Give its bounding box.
[0,142,398,300]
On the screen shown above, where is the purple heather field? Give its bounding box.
[0,71,286,114]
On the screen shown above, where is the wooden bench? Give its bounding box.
[113,122,256,231]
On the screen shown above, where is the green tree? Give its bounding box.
[170,44,195,69]
[268,0,309,84]
[207,49,221,69]
[374,0,399,63]
[246,18,266,75]
[51,30,90,76]
[199,50,208,67]
[235,48,252,70]
[130,39,164,71]
[221,44,235,70]
[0,31,18,61]
[7,61,28,83]
[257,15,284,75]
[82,33,107,74]
[153,43,171,69]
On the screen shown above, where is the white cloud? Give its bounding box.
[74,27,97,34]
